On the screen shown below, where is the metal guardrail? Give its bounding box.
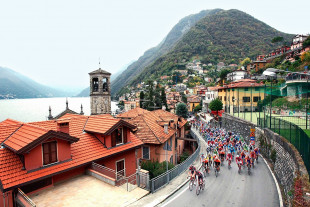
[16,188,36,207]
[149,129,200,193]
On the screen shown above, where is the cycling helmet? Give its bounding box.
[236,155,239,158]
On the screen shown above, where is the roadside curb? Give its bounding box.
[260,154,283,207]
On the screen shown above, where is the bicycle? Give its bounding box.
[237,163,242,174]
[228,159,232,169]
[247,163,251,175]
[188,176,195,191]
[196,179,205,195]
[215,165,220,177]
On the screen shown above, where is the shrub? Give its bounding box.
[141,160,175,179]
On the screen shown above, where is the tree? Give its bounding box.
[182,94,188,104]
[140,91,145,109]
[301,52,310,63]
[160,87,168,110]
[176,103,188,118]
[271,36,284,43]
[241,57,251,66]
[194,104,202,112]
[209,99,223,112]
[219,69,231,80]
[302,36,310,48]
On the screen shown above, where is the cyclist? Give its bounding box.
[226,151,233,164]
[188,165,197,181]
[208,153,213,168]
[196,170,204,186]
[245,155,251,168]
[214,156,221,171]
[202,158,209,174]
[250,150,256,168]
[219,150,225,163]
[254,147,260,158]
[200,153,205,163]
[236,155,243,169]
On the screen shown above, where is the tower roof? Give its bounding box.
[89,68,111,75]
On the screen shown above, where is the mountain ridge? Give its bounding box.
[111,9,223,96]
[0,67,74,99]
[119,9,293,91]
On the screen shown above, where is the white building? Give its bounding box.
[227,70,249,81]
[202,87,219,112]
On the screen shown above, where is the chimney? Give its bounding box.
[164,124,168,134]
[57,121,70,134]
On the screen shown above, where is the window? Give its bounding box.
[42,141,57,165]
[116,159,125,179]
[253,96,261,102]
[142,146,150,159]
[218,96,222,101]
[232,88,235,91]
[232,96,235,102]
[224,96,226,101]
[243,97,250,102]
[255,87,260,91]
[111,127,125,147]
[244,87,249,91]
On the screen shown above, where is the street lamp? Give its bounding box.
[263,69,277,128]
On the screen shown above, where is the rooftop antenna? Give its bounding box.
[99,57,101,69]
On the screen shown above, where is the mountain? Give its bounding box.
[111,9,223,96]
[76,60,136,97]
[116,9,293,94]
[0,67,73,99]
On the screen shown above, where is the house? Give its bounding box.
[175,70,188,76]
[227,69,250,81]
[160,75,170,80]
[122,109,187,165]
[0,114,143,206]
[217,79,265,114]
[203,86,219,112]
[217,62,225,70]
[291,34,309,50]
[187,95,201,112]
[124,100,140,112]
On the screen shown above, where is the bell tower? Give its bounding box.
[89,67,111,115]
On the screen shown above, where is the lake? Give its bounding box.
[0,97,119,122]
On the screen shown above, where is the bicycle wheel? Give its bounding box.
[189,181,193,191]
[196,185,200,195]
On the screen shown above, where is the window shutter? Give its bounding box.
[123,128,127,143]
[43,143,50,165]
[50,142,57,163]
[111,131,116,147]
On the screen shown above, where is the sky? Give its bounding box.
[0,0,309,90]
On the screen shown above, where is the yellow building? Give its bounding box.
[187,95,201,112]
[217,79,265,113]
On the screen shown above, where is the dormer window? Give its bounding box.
[111,127,128,147]
[42,141,58,165]
[116,127,123,145]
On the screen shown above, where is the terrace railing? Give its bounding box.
[15,188,36,207]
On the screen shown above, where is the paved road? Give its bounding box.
[160,130,280,207]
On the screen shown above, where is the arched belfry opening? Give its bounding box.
[92,78,99,92]
[89,68,111,115]
[102,77,108,92]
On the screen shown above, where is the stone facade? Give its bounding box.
[89,68,111,115]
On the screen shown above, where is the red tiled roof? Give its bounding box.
[0,124,22,143]
[84,116,136,135]
[3,124,48,152]
[116,108,149,119]
[127,109,187,144]
[0,115,143,191]
[218,79,264,89]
